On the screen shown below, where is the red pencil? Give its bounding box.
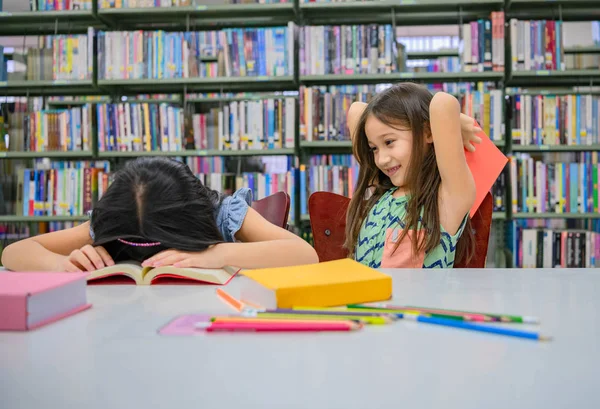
[198,321,362,332]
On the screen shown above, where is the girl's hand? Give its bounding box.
[60,245,114,272]
[460,113,483,152]
[142,245,227,270]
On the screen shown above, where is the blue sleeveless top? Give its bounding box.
[89,188,253,243]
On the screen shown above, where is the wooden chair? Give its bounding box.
[308,192,351,262]
[455,191,494,268]
[251,191,291,229]
[308,191,494,268]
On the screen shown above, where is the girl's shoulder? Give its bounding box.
[215,187,253,242]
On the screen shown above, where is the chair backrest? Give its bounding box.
[308,190,493,268]
[308,191,351,262]
[455,191,494,268]
[251,191,290,229]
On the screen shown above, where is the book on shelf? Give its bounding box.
[510,93,600,146]
[510,153,599,214]
[0,272,91,331]
[509,19,564,72]
[87,262,239,285]
[98,25,294,80]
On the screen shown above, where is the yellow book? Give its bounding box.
[239,259,392,309]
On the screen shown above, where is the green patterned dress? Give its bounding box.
[355,188,467,269]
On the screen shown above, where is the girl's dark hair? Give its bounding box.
[90,157,224,262]
[344,82,474,266]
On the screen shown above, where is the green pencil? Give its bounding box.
[348,303,540,324]
[343,307,493,322]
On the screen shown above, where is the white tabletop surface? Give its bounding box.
[1,268,599,409]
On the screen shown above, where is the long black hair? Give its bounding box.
[90,157,224,262]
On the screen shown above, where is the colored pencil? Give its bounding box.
[274,308,398,319]
[215,288,244,312]
[349,303,540,324]
[197,321,361,332]
[342,306,494,323]
[242,311,395,325]
[400,313,551,341]
[211,316,356,326]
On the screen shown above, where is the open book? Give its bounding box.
[87,262,240,285]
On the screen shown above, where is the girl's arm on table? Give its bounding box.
[429,92,476,235]
[1,222,113,272]
[144,208,319,270]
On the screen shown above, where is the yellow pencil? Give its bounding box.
[243,311,395,325]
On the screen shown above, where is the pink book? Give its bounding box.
[465,120,509,217]
[0,272,91,331]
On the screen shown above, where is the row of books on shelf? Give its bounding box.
[4,23,600,83]
[98,26,294,80]
[512,220,600,268]
[299,84,504,142]
[5,90,600,154]
[510,19,565,72]
[28,0,93,11]
[509,153,600,214]
[299,25,396,76]
[7,107,92,152]
[96,98,297,152]
[99,0,285,7]
[510,94,600,146]
[2,161,112,217]
[460,13,505,73]
[2,32,94,82]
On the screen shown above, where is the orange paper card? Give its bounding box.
[465,120,508,217]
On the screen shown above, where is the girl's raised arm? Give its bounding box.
[347,101,367,142]
[429,92,476,234]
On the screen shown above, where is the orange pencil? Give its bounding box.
[215,288,244,312]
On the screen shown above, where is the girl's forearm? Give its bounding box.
[1,240,65,272]
[219,239,319,269]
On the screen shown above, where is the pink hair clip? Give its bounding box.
[117,238,162,247]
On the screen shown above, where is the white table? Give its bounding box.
[1,268,599,409]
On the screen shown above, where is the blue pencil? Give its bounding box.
[400,313,551,341]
